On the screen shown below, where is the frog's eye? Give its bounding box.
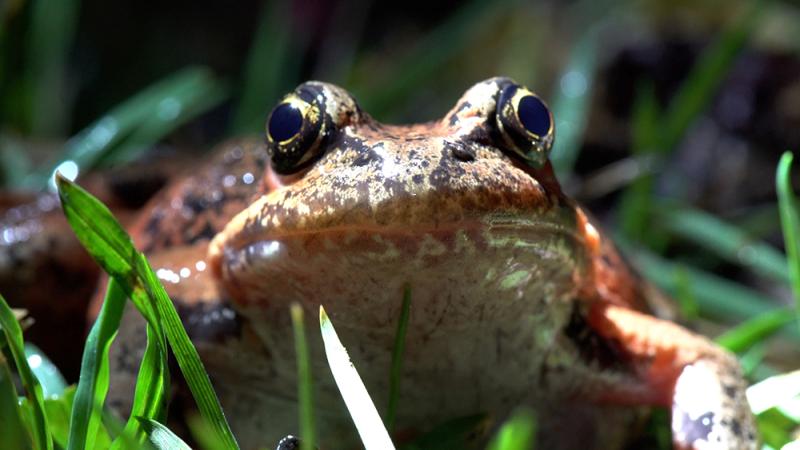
[266,90,326,174]
[495,84,554,168]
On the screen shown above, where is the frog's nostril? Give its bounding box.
[445,140,475,162]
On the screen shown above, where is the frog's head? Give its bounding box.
[208,78,588,333]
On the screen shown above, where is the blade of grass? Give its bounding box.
[102,78,229,165]
[24,67,226,190]
[0,293,52,450]
[24,344,67,398]
[550,28,599,177]
[656,205,789,283]
[24,0,80,136]
[0,351,31,450]
[386,285,411,432]
[620,2,758,243]
[672,265,699,321]
[486,408,537,450]
[137,417,191,450]
[351,0,515,117]
[135,253,238,449]
[187,414,228,450]
[229,0,301,134]
[319,305,394,450]
[292,304,316,450]
[776,151,800,329]
[111,320,169,449]
[715,308,796,353]
[56,176,239,449]
[67,277,126,450]
[747,370,800,416]
[661,0,760,152]
[619,240,789,323]
[44,386,76,449]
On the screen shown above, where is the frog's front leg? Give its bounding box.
[587,303,758,450]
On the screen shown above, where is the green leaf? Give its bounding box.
[55,176,239,449]
[25,67,227,190]
[351,0,515,117]
[776,151,800,328]
[550,27,599,177]
[486,408,537,450]
[661,0,760,152]
[229,0,302,134]
[135,253,237,449]
[68,278,127,450]
[716,308,796,353]
[24,343,67,399]
[0,351,31,450]
[137,417,191,450]
[619,241,788,323]
[656,205,789,283]
[24,0,80,136]
[291,304,316,450]
[0,293,52,450]
[44,386,76,449]
[319,306,394,450]
[387,285,412,432]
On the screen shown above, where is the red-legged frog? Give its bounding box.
[97,78,757,449]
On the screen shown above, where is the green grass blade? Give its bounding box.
[0,293,52,450]
[351,0,514,117]
[620,241,785,322]
[24,0,80,136]
[747,370,800,416]
[776,151,800,328]
[68,277,127,450]
[102,79,229,165]
[386,285,411,432]
[137,417,191,450]
[135,253,238,449]
[56,173,137,281]
[44,386,77,449]
[319,305,394,450]
[111,320,169,449]
[672,265,699,321]
[187,414,228,450]
[55,176,239,449]
[657,205,789,283]
[291,304,316,450]
[550,29,598,177]
[229,0,299,134]
[715,308,796,353]
[25,67,225,189]
[661,0,760,152]
[24,344,67,398]
[486,408,537,450]
[0,351,31,450]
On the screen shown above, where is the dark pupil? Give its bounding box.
[517,95,550,137]
[268,103,303,142]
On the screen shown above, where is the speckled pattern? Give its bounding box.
[107,78,757,450]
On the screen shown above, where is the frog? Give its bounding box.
[94,77,757,450]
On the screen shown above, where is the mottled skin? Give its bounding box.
[101,78,756,449]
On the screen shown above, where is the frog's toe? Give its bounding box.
[671,359,758,450]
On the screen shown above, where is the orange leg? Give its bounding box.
[588,303,758,450]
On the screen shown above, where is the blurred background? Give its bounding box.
[2,0,800,445]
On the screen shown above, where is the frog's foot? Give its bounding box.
[588,303,758,450]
